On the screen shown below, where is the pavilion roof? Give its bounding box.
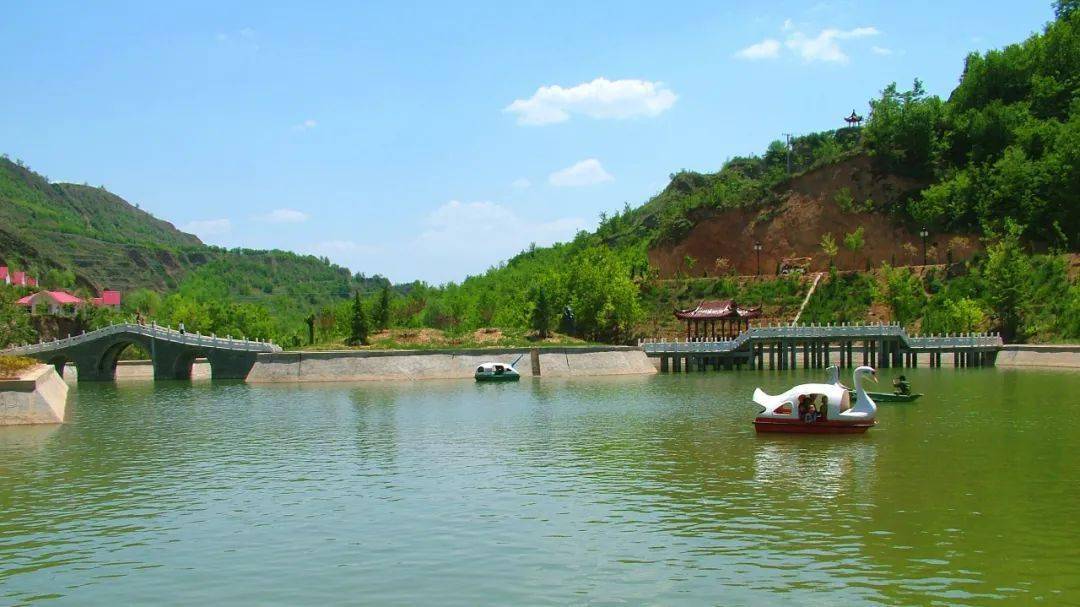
[674,299,762,320]
[16,291,84,306]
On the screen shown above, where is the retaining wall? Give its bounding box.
[246,346,656,383]
[995,344,1080,369]
[0,365,69,425]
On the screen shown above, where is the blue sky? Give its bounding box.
[1,1,1054,283]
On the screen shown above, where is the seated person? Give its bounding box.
[805,403,818,423]
[797,395,809,419]
[817,396,828,421]
[894,375,911,396]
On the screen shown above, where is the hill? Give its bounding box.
[402,6,1080,343]
[0,155,388,345]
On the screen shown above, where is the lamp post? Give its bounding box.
[919,228,929,266]
[753,242,763,276]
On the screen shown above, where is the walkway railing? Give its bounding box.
[2,322,282,356]
[638,322,1002,354]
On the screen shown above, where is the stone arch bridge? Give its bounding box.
[2,323,281,381]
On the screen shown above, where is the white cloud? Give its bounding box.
[504,77,677,126]
[785,26,879,64]
[511,178,532,189]
[257,208,309,223]
[737,23,880,65]
[548,158,613,187]
[184,218,231,236]
[292,119,317,131]
[735,38,781,60]
[415,200,586,281]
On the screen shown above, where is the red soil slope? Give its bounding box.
[648,155,981,277]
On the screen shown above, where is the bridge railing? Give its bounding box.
[639,322,1003,354]
[2,322,282,356]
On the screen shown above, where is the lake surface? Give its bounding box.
[1,368,1078,605]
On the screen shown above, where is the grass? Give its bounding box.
[0,355,40,378]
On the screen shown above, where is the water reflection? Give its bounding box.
[0,370,1077,605]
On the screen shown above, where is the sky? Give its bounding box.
[1,1,1055,284]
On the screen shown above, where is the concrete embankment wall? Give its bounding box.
[0,365,69,425]
[246,346,656,383]
[995,345,1080,369]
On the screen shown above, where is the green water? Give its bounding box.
[1,368,1078,605]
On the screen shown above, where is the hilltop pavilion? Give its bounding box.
[674,299,761,340]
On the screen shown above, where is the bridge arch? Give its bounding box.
[2,323,279,382]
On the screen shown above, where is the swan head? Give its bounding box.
[854,365,878,383]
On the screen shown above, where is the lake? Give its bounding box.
[1,368,1077,605]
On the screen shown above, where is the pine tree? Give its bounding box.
[349,292,369,346]
[529,287,553,338]
[374,285,391,331]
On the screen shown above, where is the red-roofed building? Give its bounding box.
[674,299,762,340]
[0,266,9,284]
[17,291,86,316]
[12,271,26,287]
[90,290,122,310]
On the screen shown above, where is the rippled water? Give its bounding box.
[1,368,1078,605]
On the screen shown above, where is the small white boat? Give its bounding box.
[474,362,521,382]
[752,366,879,434]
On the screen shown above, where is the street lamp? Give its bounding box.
[753,242,763,276]
[919,228,929,266]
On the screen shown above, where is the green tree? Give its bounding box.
[0,287,35,348]
[882,265,928,326]
[348,292,369,346]
[980,222,1032,340]
[862,79,944,177]
[843,226,865,266]
[819,233,839,266]
[374,285,391,331]
[42,268,76,290]
[528,286,554,338]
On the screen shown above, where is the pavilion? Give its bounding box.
[674,299,762,340]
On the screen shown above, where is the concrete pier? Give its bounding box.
[0,365,69,425]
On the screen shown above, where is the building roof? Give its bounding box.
[100,290,121,305]
[0,266,8,280]
[16,290,85,306]
[674,299,762,320]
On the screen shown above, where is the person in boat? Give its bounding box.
[797,395,809,419]
[894,375,911,396]
[817,395,828,421]
[805,402,818,423]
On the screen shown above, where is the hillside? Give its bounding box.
[0,155,390,346]
[647,154,982,276]
[0,156,203,291]
[395,7,1080,344]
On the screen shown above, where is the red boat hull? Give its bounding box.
[753,418,876,434]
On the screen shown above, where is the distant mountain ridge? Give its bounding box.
[0,156,382,307]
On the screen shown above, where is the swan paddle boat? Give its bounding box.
[474,361,521,382]
[752,366,879,434]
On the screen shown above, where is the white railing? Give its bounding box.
[2,322,282,356]
[638,322,1003,354]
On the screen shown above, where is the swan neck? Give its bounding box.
[854,371,867,399]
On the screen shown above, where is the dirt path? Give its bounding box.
[791,272,823,326]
